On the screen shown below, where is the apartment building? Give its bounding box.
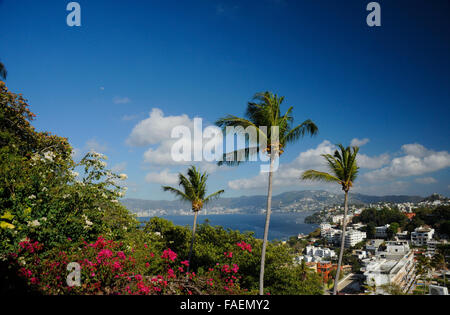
[362,241,415,294]
[411,226,435,246]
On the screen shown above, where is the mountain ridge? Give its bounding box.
[122,190,425,216]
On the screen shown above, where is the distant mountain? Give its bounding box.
[122,190,424,216]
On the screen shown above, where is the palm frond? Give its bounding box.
[162,186,191,202]
[284,119,319,144]
[204,190,225,204]
[301,170,341,183]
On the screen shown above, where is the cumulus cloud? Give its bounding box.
[414,177,437,185]
[127,108,223,174]
[351,138,370,147]
[364,144,450,182]
[357,153,390,169]
[127,108,193,147]
[228,141,335,190]
[145,169,179,186]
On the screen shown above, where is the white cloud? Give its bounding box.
[357,153,390,169]
[128,108,223,175]
[351,138,370,147]
[228,141,336,190]
[127,108,193,147]
[364,144,450,182]
[415,177,437,185]
[145,169,178,186]
[113,96,131,104]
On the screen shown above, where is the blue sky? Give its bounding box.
[1,0,449,199]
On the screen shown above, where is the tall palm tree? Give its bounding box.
[301,144,359,295]
[216,91,318,294]
[0,61,7,80]
[162,166,224,275]
[432,252,446,287]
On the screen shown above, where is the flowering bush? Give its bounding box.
[7,236,251,295]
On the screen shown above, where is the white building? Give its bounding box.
[344,229,367,248]
[355,250,368,259]
[320,223,332,238]
[331,214,353,225]
[375,224,390,239]
[362,241,415,294]
[411,226,435,246]
[366,239,384,254]
[296,245,336,264]
[305,245,336,259]
[323,228,341,244]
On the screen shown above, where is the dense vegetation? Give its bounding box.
[0,82,323,295]
[352,206,450,239]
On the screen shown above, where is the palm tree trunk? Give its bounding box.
[259,155,275,295]
[186,210,199,276]
[333,190,349,295]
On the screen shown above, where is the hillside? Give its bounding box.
[122,190,424,216]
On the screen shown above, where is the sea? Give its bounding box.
[138,212,318,241]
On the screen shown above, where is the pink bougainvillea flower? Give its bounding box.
[161,249,177,262]
[117,251,126,260]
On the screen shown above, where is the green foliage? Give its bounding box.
[0,82,136,254]
[406,205,450,236]
[353,207,408,229]
[144,218,324,295]
[301,144,359,192]
[215,91,318,164]
[162,166,224,211]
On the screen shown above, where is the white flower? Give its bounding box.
[27,220,40,227]
[28,195,36,200]
[41,217,47,222]
[119,174,128,181]
[42,187,48,192]
[43,151,55,162]
[111,200,119,204]
[99,161,107,168]
[70,171,79,178]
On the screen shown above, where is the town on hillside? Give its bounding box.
[288,194,450,295]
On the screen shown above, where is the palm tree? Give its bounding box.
[432,252,446,287]
[162,166,224,275]
[301,144,359,295]
[216,91,318,295]
[0,61,7,80]
[416,254,432,295]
